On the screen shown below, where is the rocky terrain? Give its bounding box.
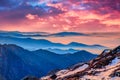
[40,46,120,80]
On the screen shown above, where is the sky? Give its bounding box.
[0,0,120,32]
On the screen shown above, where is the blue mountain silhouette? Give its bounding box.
[0,31,88,37]
[50,32,88,37]
[0,36,106,50]
[0,44,97,80]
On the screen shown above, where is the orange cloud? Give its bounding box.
[26,14,37,20]
[102,19,120,26]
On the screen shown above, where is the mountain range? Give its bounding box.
[0,31,49,37]
[0,44,97,80]
[49,32,88,37]
[0,31,120,38]
[0,31,87,37]
[46,48,80,54]
[0,36,106,51]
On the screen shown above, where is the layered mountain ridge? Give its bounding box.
[0,36,106,50]
[0,44,96,80]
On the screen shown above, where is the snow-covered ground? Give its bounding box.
[58,58,120,79]
[41,56,120,80]
[41,46,120,80]
[82,61,120,80]
[57,64,88,79]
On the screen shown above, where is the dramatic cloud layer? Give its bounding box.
[0,0,120,32]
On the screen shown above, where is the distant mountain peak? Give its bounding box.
[50,32,87,37]
[68,42,87,46]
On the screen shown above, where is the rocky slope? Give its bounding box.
[41,46,120,80]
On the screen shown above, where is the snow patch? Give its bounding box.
[78,64,88,70]
[110,57,120,66]
[110,77,120,80]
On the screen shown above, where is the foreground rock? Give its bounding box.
[41,46,120,80]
